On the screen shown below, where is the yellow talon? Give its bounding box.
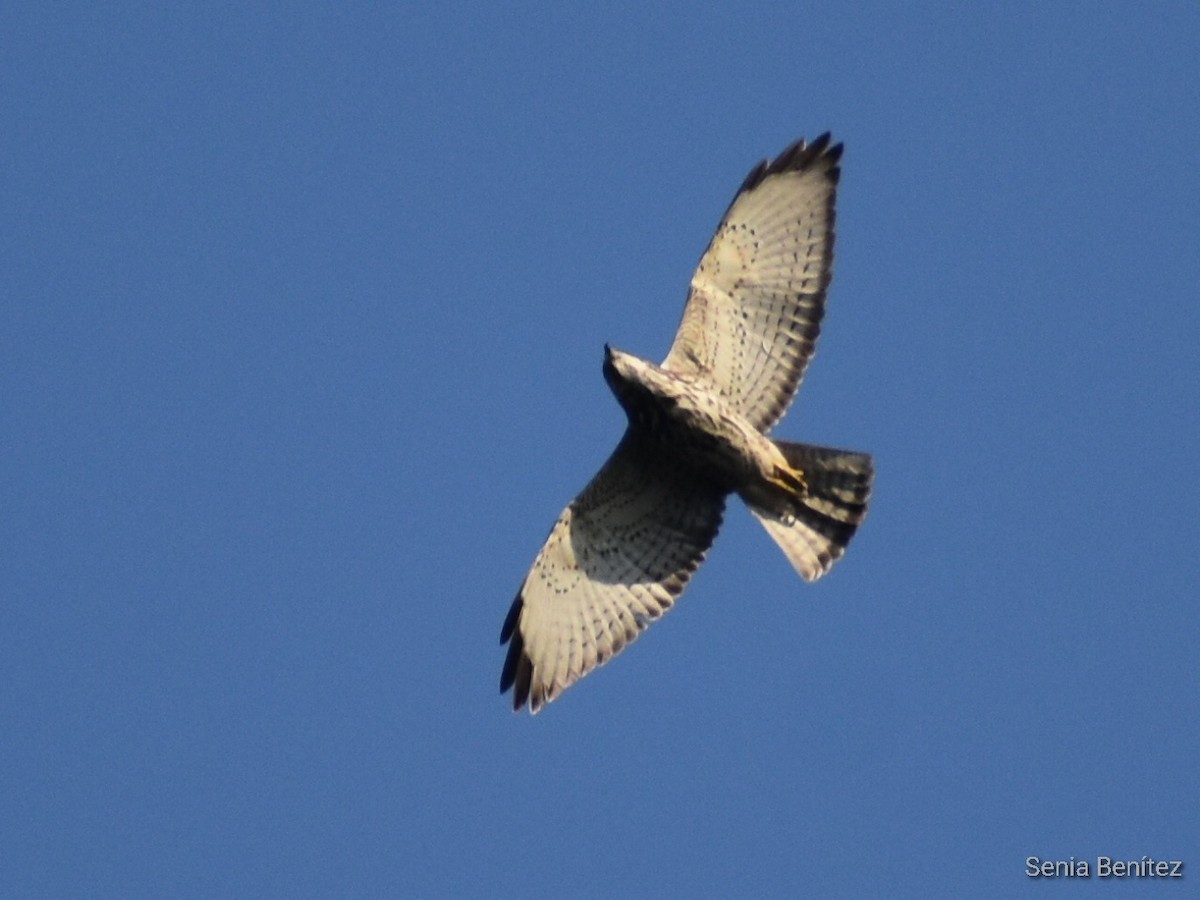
[770,464,808,497]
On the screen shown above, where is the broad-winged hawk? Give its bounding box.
[501,134,872,713]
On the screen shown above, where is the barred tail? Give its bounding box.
[747,441,872,581]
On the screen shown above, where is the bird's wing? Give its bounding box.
[500,433,726,713]
[662,134,841,433]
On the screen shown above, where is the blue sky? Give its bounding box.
[3,4,1197,897]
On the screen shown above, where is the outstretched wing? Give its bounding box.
[500,433,726,714]
[663,134,842,433]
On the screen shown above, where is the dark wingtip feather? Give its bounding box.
[735,159,771,196]
[732,133,843,210]
[500,628,534,714]
[512,652,532,712]
[499,591,522,643]
[499,628,521,692]
[499,591,534,712]
[771,132,840,179]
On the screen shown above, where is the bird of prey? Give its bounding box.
[500,134,872,714]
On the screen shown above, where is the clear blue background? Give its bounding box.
[3,4,1196,897]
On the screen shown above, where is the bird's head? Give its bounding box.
[602,343,637,388]
[602,344,676,422]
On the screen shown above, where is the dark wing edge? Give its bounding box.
[498,592,532,708]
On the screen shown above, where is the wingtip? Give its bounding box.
[777,132,841,175]
[737,133,843,197]
[499,591,522,643]
[500,637,533,709]
[500,589,541,713]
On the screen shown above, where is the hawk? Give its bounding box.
[500,134,872,713]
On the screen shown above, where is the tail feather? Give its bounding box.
[748,441,872,581]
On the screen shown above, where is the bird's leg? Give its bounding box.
[768,462,808,498]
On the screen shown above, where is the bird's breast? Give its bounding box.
[608,366,766,489]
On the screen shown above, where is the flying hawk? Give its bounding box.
[501,134,872,713]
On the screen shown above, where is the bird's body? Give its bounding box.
[501,134,873,713]
[603,345,790,496]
